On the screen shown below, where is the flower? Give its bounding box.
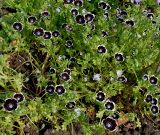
[63,68,71,75]
[41,11,50,17]
[13,93,25,102]
[49,67,56,74]
[96,91,106,102]
[116,70,123,77]
[104,100,115,111]
[65,102,75,109]
[13,22,23,31]
[117,75,127,82]
[83,68,90,75]
[149,75,158,85]
[93,73,101,81]
[143,74,149,81]
[114,53,124,62]
[74,0,83,7]
[64,0,74,4]
[43,31,52,39]
[98,1,107,10]
[27,16,37,23]
[144,94,152,103]
[101,31,108,37]
[74,108,81,117]
[33,28,44,37]
[65,40,73,47]
[151,98,158,105]
[150,105,159,115]
[106,3,111,10]
[103,117,117,131]
[125,19,135,27]
[55,85,66,95]
[84,12,95,23]
[76,14,85,24]
[3,98,18,112]
[45,85,55,94]
[52,31,60,37]
[97,45,107,54]
[61,72,71,81]
[71,8,78,16]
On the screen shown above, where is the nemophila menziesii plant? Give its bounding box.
[0,0,160,134]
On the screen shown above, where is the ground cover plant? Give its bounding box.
[0,0,160,134]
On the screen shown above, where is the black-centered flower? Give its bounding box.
[74,0,83,7]
[3,98,18,112]
[61,72,70,81]
[45,85,55,94]
[65,40,73,48]
[49,67,56,74]
[120,11,127,16]
[83,68,90,75]
[41,11,50,17]
[103,117,117,131]
[71,8,78,16]
[150,105,159,115]
[13,93,25,103]
[76,14,85,24]
[28,16,37,23]
[52,31,60,37]
[55,85,66,95]
[101,31,108,37]
[125,20,135,27]
[117,16,124,23]
[149,75,158,85]
[97,45,107,54]
[84,13,95,23]
[64,0,73,4]
[96,91,106,102]
[117,75,127,82]
[103,12,109,19]
[43,31,52,39]
[147,13,154,19]
[98,1,107,10]
[114,53,124,62]
[70,57,76,63]
[65,101,75,109]
[143,74,149,81]
[151,98,158,105]
[63,68,71,75]
[104,100,115,111]
[87,34,92,40]
[106,3,111,10]
[145,94,152,103]
[33,28,44,37]
[13,22,23,31]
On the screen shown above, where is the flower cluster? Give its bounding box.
[3,93,25,112]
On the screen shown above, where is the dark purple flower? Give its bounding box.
[96,91,106,102]
[3,98,18,112]
[45,85,55,94]
[14,93,25,102]
[33,28,44,37]
[28,16,37,23]
[103,117,117,131]
[43,31,52,39]
[55,85,66,95]
[13,22,23,31]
